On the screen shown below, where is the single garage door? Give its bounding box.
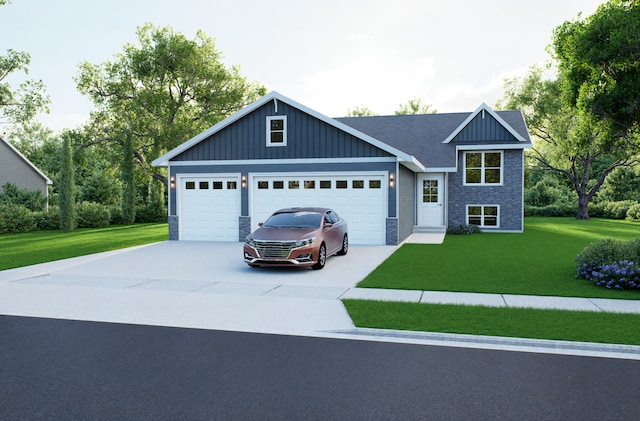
[251,174,387,245]
[179,175,240,241]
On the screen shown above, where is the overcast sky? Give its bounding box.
[2,0,604,133]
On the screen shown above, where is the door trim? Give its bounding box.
[417,173,446,227]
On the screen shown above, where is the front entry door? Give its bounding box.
[417,174,444,226]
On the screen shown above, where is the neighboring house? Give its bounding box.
[0,136,52,202]
[153,91,532,245]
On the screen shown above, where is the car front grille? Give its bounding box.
[254,240,297,258]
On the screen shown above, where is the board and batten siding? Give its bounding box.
[451,112,519,143]
[172,101,393,162]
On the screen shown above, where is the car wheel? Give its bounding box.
[312,243,327,270]
[337,234,348,255]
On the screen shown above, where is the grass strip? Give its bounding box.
[0,223,168,271]
[343,299,640,346]
[359,217,640,300]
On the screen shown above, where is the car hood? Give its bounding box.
[251,227,319,241]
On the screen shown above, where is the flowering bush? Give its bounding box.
[576,238,640,290]
[576,260,640,290]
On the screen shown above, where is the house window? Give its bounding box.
[464,151,502,185]
[267,116,287,146]
[467,205,499,227]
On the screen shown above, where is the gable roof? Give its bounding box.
[442,103,529,143]
[0,137,53,185]
[152,91,425,171]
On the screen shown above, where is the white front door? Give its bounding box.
[417,174,444,227]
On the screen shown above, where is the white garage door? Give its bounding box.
[179,175,240,241]
[251,174,387,245]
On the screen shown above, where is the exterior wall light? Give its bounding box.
[170,176,175,189]
[242,175,247,189]
[389,173,395,188]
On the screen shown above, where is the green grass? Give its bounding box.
[343,299,640,345]
[0,223,168,271]
[359,217,640,299]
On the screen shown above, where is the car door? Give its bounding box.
[323,211,342,254]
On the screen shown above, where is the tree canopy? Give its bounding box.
[553,0,640,140]
[76,23,266,180]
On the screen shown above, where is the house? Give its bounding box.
[152,91,532,245]
[0,136,52,202]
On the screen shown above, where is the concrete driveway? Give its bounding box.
[0,241,397,335]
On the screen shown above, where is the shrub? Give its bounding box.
[626,204,640,222]
[589,200,639,220]
[0,182,47,211]
[446,224,482,235]
[0,203,36,234]
[135,203,167,223]
[76,201,111,228]
[33,206,61,230]
[576,237,640,290]
[525,204,574,217]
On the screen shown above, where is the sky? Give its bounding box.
[2,0,605,133]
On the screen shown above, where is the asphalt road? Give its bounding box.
[1,315,638,420]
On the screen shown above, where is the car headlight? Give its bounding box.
[245,236,256,247]
[296,237,315,247]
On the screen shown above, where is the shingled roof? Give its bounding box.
[336,108,531,170]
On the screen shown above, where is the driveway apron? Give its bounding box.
[0,241,397,335]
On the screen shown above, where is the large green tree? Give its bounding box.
[553,0,640,140]
[75,23,266,207]
[497,66,639,219]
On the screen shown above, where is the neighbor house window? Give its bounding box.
[467,205,499,227]
[267,116,287,146]
[464,151,502,185]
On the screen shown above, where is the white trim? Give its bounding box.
[163,157,399,167]
[443,103,528,144]
[152,91,425,171]
[0,137,53,185]
[456,144,532,151]
[463,151,503,186]
[416,173,446,227]
[466,204,500,228]
[266,115,287,147]
[421,167,457,173]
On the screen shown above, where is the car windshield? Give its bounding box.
[263,211,322,228]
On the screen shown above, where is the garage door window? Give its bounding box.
[304,180,315,189]
[353,180,364,189]
[320,180,331,189]
[212,181,223,189]
[289,180,299,189]
[199,181,209,189]
[369,180,381,188]
[227,181,237,189]
[186,181,196,190]
[336,180,347,189]
[258,181,268,189]
[273,181,284,189]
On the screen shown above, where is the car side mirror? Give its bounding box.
[258,222,264,227]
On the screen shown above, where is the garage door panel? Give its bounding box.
[179,176,240,241]
[251,174,386,245]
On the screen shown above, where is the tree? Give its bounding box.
[75,22,266,205]
[59,132,76,231]
[553,0,640,140]
[395,98,437,115]
[496,66,639,219]
[0,49,50,134]
[346,106,377,117]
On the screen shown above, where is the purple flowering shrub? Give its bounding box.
[576,238,640,290]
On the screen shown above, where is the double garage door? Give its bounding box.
[179,173,387,245]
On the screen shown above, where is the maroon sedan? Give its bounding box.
[243,207,348,270]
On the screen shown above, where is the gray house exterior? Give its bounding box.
[153,91,531,245]
[0,137,52,200]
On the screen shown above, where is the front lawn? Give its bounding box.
[343,300,640,345]
[0,223,168,271]
[358,217,640,299]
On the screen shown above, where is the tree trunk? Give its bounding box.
[576,191,590,220]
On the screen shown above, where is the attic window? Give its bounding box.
[267,116,287,146]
